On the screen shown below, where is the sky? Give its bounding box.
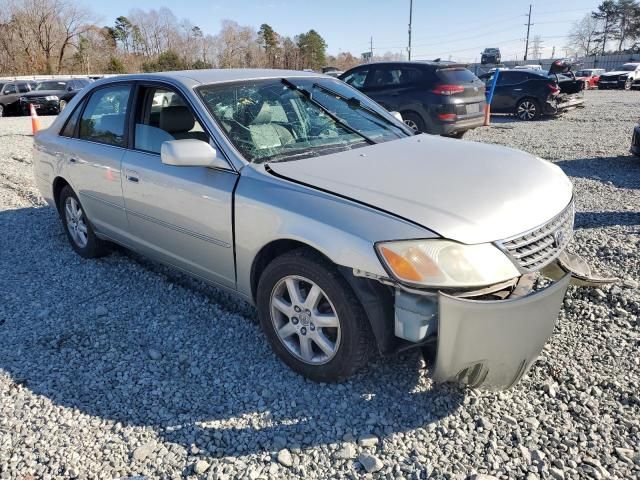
[76,0,603,62]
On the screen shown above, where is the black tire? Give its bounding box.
[0,104,4,117]
[257,248,374,382]
[58,185,109,258]
[443,130,466,139]
[401,111,426,133]
[515,98,541,121]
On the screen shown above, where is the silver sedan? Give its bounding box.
[32,69,604,389]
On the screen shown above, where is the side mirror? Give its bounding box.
[161,139,229,169]
[390,111,403,122]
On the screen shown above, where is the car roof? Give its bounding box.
[344,61,467,71]
[90,69,322,89]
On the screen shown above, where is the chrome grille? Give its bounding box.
[497,201,574,272]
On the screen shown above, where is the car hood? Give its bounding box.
[21,90,65,97]
[266,135,573,244]
[601,71,631,76]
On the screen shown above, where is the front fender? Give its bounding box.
[234,166,436,299]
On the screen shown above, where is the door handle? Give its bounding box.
[126,170,139,183]
[513,88,523,91]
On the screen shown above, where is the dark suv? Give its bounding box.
[19,78,91,115]
[481,48,501,65]
[0,81,37,117]
[339,61,486,138]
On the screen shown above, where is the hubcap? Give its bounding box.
[64,197,88,248]
[270,275,341,365]
[517,101,536,120]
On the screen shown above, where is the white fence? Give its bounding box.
[469,53,640,75]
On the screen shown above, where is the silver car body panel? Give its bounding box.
[267,134,573,245]
[433,274,571,389]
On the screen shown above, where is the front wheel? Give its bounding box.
[624,79,632,90]
[515,98,541,121]
[0,104,4,117]
[59,99,67,112]
[257,249,374,382]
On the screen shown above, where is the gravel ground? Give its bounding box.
[1,90,639,480]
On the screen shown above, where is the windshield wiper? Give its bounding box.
[311,82,410,136]
[281,78,375,145]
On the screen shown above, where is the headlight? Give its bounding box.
[376,239,520,288]
[44,95,59,101]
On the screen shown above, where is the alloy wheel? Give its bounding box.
[0,104,4,117]
[517,101,537,120]
[403,119,419,132]
[64,196,88,248]
[59,100,67,111]
[270,275,341,365]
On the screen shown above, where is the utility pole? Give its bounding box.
[551,45,556,58]
[524,4,533,61]
[370,36,373,63]
[408,0,413,61]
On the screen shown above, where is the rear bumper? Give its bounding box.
[432,275,570,389]
[433,114,485,135]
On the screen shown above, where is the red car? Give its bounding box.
[575,68,606,89]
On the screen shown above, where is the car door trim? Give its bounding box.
[125,208,232,248]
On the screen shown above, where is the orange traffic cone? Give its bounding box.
[30,104,41,135]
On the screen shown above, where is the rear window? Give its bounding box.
[437,68,478,84]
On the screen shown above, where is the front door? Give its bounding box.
[121,84,238,288]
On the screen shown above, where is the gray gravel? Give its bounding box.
[1,90,639,479]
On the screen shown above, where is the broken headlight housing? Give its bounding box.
[376,239,520,288]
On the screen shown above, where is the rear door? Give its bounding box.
[363,65,423,111]
[120,82,238,288]
[1,83,21,114]
[63,83,132,240]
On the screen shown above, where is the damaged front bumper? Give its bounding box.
[392,252,615,390]
[432,274,570,389]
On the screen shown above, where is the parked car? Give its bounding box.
[479,69,583,120]
[0,80,37,117]
[630,122,640,156]
[598,63,640,90]
[339,61,486,138]
[574,68,605,89]
[481,48,501,65]
[33,69,603,389]
[19,78,91,115]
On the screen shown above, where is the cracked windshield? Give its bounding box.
[198,78,409,163]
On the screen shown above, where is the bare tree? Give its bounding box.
[568,14,601,56]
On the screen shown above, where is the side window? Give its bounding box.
[369,67,401,87]
[342,69,369,89]
[79,85,131,147]
[3,84,16,94]
[17,83,30,93]
[60,101,84,137]
[134,86,208,154]
[399,68,423,85]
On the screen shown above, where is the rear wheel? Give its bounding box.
[0,104,4,117]
[515,98,541,121]
[58,185,109,258]
[624,78,632,90]
[257,249,374,382]
[401,111,425,133]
